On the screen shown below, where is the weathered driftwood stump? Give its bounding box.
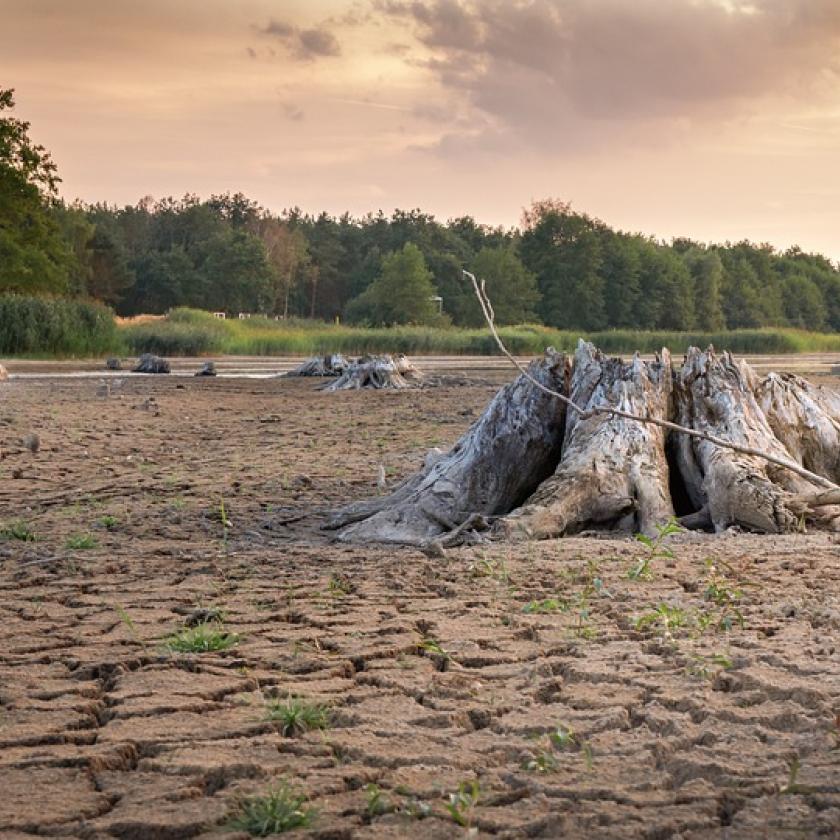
[321,354,422,392]
[132,354,170,374]
[285,354,349,377]
[327,341,840,546]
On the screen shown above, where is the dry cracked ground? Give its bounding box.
[0,367,838,839]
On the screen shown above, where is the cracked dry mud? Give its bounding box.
[0,370,838,839]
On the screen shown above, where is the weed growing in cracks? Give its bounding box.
[226,781,315,835]
[165,621,239,653]
[264,696,330,736]
[628,519,681,580]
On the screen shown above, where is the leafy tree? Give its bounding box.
[250,217,309,317]
[469,245,540,325]
[346,242,439,325]
[600,233,642,329]
[0,88,72,293]
[520,201,606,330]
[682,247,725,330]
[199,229,273,313]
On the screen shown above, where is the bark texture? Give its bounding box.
[500,342,674,539]
[321,354,422,392]
[325,349,569,544]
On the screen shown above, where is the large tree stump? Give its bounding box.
[325,349,569,544]
[327,343,840,546]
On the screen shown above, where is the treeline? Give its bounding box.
[3,88,840,333]
[21,195,840,334]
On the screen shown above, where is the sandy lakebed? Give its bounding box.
[0,355,838,839]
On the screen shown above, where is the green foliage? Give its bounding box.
[445,780,480,828]
[0,89,72,294]
[628,519,681,581]
[522,597,567,614]
[165,621,240,653]
[264,696,330,736]
[468,245,540,326]
[65,533,97,550]
[0,520,35,541]
[118,307,840,359]
[364,784,393,818]
[0,294,121,356]
[346,243,441,326]
[227,781,316,835]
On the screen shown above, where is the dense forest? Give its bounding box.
[3,87,840,333]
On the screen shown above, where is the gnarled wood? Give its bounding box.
[674,348,831,533]
[321,354,422,392]
[500,341,674,539]
[756,371,840,484]
[326,349,569,545]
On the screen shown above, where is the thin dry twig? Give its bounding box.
[464,269,839,492]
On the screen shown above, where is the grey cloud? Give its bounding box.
[259,18,341,60]
[379,0,840,152]
[298,28,341,57]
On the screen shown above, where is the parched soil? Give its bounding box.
[0,366,838,839]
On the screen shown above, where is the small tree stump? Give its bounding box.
[285,354,349,377]
[132,354,171,374]
[321,354,422,392]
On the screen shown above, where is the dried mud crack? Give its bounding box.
[1,370,839,838]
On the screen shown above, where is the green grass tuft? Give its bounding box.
[226,781,316,835]
[65,532,97,550]
[265,696,331,736]
[0,520,36,541]
[165,621,240,653]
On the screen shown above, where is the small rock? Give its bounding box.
[420,540,445,559]
[12,467,23,479]
[96,380,111,398]
[781,603,797,618]
[23,433,40,453]
[105,357,122,371]
[195,361,217,376]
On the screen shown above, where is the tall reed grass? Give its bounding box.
[5,302,840,358]
[120,308,840,357]
[0,295,121,357]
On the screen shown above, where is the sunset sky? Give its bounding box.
[4,0,840,257]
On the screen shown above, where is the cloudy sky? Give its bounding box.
[4,0,840,257]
